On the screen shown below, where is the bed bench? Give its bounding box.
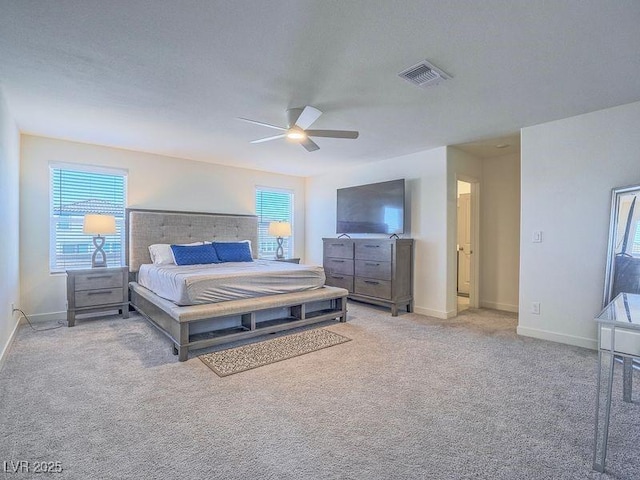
[130,282,348,361]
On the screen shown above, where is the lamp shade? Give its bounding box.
[83,214,116,235]
[268,221,292,237]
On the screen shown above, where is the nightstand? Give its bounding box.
[66,266,129,326]
[275,257,301,264]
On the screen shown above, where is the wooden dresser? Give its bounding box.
[323,238,413,316]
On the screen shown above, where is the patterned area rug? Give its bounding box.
[198,328,351,377]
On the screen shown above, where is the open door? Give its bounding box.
[456,178,479,313]
[457,192,471,296]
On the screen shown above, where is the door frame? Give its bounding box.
[456,175,480,311]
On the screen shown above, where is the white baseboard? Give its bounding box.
[480,301,519,313]
[19,311,66,324]
[517,325,597,350]
[413,306,449,319]
[0,314,21,372]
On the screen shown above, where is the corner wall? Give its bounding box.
[20,135,306,320]
[519,100,640,348]
[480,153,520,312]
[0,87,21,367]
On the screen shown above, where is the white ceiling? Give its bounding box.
[1,1,639,176]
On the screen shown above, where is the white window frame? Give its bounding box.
[49,162,128,273]
[255,186,294,259]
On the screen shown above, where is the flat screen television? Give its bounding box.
[336,179,405,234]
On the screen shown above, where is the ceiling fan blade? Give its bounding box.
[300,137,320,152]
[250,134,286,144]
[286,108,302,128]
[294,106,322,130]
[237,117,286,131]
[305,129,359,139]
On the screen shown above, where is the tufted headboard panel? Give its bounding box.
[126,209,259,272]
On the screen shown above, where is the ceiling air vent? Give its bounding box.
[398,60,451,87]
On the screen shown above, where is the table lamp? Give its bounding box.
[268,221,292,260]
[83,214,116,268]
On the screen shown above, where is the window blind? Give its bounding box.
[255,188,293,259]
[50,166,127,272]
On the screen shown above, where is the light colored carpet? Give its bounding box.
[199,328,351,376]
[1,301,639,480]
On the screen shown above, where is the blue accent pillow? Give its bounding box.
[212,242,253,262]
[170,244,220,266]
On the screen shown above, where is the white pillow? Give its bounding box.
[148,242,202,265]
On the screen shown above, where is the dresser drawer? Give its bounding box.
[355,241,392,261]
[325,274,353,292]
[75,288,124,308]
[323,240,353,259]
[74,271,124,291]
[324,257,354,276]
[355,277,391,299]
[355,260,391,280]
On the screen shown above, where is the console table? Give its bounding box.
[593,292,640,472]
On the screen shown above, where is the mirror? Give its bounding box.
[603,184,640,306]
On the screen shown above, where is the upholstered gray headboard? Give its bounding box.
[126,209,259,272]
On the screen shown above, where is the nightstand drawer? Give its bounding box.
[75,271,123,291]
[75,288,124,308]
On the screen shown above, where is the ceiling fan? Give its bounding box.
[238,106,359,152]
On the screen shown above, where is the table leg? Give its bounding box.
[593,348,615,472]
[623,357,633,403]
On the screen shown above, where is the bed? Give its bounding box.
[126,208,348,361]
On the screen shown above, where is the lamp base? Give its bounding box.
[275,237,284,260]
[91,235,108,268]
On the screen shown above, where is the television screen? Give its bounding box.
[336,179,405,234]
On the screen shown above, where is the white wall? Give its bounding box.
[519,100,640,349]
[480,153,520,312]
[0,87,21,365]
[306,147,450,318]
[20,135,306,320]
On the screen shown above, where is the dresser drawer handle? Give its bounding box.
[364,280,379,285]
[330,243,345,247]
[331,259,345,263]
[364,245,380,248]
[87,290,114,296]
[86,275,113,280]
[331,275,344,280]
[365,262,380,266]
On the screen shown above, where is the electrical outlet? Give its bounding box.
[533,231,543,243]
[531,302,540,315]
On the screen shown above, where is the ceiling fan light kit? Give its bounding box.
[239,105,359,152]
[286,128,307,140]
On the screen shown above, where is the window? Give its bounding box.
[255,187,293,259]
[633,222,640,256]
[50,164,127,272]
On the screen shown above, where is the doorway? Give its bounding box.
[457,179,479,312]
